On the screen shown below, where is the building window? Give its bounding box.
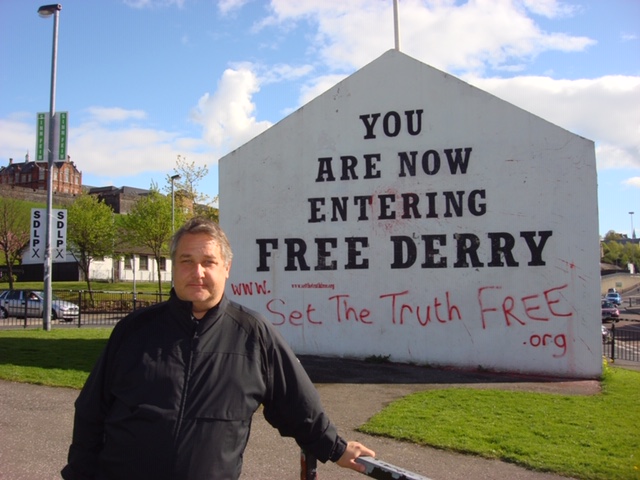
[40,168,45,180]
[159,257,167,271]
[124,255,132,270]
[139,255,149,271]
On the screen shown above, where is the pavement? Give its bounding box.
[0,355,614,480]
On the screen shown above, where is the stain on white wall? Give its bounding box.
[220,50,600,378]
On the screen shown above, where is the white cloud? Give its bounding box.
[191,67,272,155]
[0,115,36,161]
[218,0,250,15]
[85,107,147,123]
[521,0,580,18]
[265,0,595,76]
[466,75,640,170]
[123,0,186,9]
[259,63,315,85]
[69,122,209,177]
[623,177,640,188]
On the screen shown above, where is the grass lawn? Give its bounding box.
[2,280,171,294]
[0,328,111,388]
[359,362,640,480]
[0,328,638,479]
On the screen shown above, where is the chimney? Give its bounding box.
[9,158,12,165]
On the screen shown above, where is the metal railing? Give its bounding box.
[0,290,165,328]
[301,451,431,480]
[603,323,640,363]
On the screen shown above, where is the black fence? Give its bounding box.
[0,290,165,329]
[603,323,640,363]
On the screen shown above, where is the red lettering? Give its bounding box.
[328,294,372,324]
[478,286,500,329]
[266,298,320,326]
[502,296,526,326]
[528,332,567,357]
[478,283,572,329]
[379,291,409,325]
[266,299,286,326]
[543,284,573,317]
[521,294,548,321]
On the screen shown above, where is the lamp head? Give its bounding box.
[171,174,181,181]
[38,4,62,18]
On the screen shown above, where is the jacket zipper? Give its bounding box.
[173,322,199,442]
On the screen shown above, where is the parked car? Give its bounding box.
[0,289,79,321]
[601,300,620,322]
[604,291,622,306]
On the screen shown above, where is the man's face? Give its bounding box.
[173,232,230,318]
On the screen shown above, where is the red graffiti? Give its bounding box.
[328,294,373,324]
[477,283,573,329]
[379,290,462,325]
[266,298,321,326]
[230,280,270,296]
[525,333,567,358]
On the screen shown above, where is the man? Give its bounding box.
[62,217,374,479]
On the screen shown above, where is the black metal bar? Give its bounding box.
[77,290,82,327]
[611,323,616,362]
[300,449,317,480]
[356,456,432,480]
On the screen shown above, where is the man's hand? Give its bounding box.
[336,441,376,473]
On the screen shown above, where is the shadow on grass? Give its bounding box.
[0,338,107,373]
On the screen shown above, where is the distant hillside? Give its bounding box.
[0,184,80,207]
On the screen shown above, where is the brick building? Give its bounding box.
[0,154,82,195]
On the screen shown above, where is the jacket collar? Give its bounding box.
[168,288,228,333]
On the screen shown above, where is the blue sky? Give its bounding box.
[1,0,638,237]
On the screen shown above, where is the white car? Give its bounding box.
[0,289,79,321]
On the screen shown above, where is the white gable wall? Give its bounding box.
[220,50,600,378]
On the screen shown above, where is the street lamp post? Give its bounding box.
[170,174,181,288]
[38,3,62,332]
[171,174,181,234]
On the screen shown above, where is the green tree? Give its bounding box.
[601,241,624,266]
[0,197,30,288]
[622,242,640,271]
[119,189,180,298]
[165,155,211,206]
[165,155,219,222]
[67,193,116,294]
[603,230,624,242]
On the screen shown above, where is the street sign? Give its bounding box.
[27,208,67,263]
[35,111,68,161]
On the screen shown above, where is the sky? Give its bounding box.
[1,0,638,238]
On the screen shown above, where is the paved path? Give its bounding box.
[0,356,600,480]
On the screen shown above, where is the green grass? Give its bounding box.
[359,363,640,480]
[2,280,171,294]
[0,328,111,388]
[1,328,639,479]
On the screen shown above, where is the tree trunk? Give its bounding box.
[156,257,163,301]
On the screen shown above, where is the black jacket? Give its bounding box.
[62,293,346,479]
